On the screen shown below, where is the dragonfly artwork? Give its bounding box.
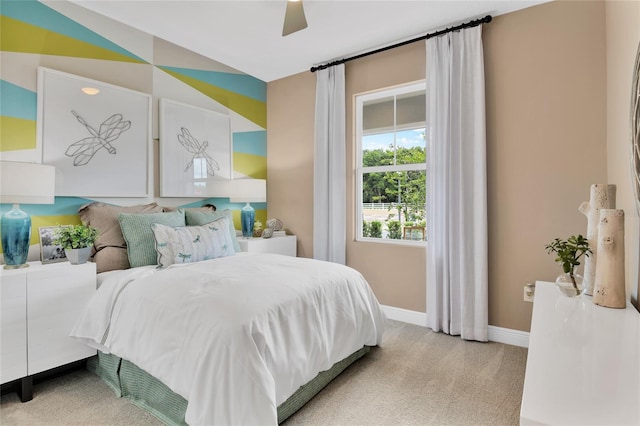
[177,127,220,177]
[66,110,131,166]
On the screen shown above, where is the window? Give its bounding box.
[355,82,426,244]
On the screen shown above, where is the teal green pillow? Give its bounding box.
[185,209,240,253]
[118,209,186,267]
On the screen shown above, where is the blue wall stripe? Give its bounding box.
[233,131,267,157]
[1,0,146,63]
[0,80,36,120]
[0,197,94,216]
[200,199,266,211]
[160,66,266,102]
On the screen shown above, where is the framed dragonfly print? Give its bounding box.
[159,98,231,197]
[38,67,152,197]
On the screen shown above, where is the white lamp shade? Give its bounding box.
[229,179,267,203]
[0,162,56,204]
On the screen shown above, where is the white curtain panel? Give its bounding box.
[313,64,346,264]
[425,26,488,342]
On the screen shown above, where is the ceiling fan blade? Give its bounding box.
[282,0,308,37]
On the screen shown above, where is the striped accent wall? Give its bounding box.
[0,80,37,152]
[0,0,267,251]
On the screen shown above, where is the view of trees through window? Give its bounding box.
[361,135,426,240]
[357,82,427,242]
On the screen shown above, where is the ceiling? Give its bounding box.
[68,0,551,82]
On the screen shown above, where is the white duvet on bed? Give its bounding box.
[71,252,386,425]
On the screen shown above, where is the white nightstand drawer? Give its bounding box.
[238,235,297,257]
[26,262,97,375]
[0,273,28,384]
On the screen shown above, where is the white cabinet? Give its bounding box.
[0,273,27,384]
[521,281,640,425]
[0,261,97,400]
[238,235,297,257]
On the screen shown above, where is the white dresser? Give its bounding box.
[520,281,640,425]
[0,261,97,401]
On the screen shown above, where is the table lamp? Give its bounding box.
[1,162,56,269]
[230,179,266,238]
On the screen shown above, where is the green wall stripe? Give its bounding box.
[233,131,267,157]
[1,0,145,62]
[0,116,36,151]
[1,16,145,64]
[0,80,36,120]
[159,67,266,128]
[159,66,265,102]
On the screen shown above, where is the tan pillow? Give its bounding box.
[78,202,164,273]
[93,246,132,272]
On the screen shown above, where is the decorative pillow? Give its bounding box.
[93,246,131,274]
[78,202,164,273]
[151,217,236,268]
[185,209,240,253]
[118,209,186,268]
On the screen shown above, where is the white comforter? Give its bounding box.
[71,253,386,425]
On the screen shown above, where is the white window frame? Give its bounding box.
[355,81,427,245]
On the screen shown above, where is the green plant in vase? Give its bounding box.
[53,224,99,264]
[545,234,591,296]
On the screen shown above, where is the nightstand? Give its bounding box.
[238,235,297,257]
[0,261,97,401]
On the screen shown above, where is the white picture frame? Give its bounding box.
[39,226,69,264]
[159,98,231,197]
[38,67,152,197]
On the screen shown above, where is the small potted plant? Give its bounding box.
[53,224,99,265]
[545,234,591,297]
[253,220,263,238]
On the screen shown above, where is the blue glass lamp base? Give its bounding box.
[241,203,255,238]
[1,204,32,269]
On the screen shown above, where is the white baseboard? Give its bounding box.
[380,305,529,348]
[381,304,427,327]
[487,325,529,348]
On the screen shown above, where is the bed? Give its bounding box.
[70,202,386,425]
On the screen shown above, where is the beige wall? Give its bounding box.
[268,0,610,332]
[484,0,606,331]
[267,72,316,258]
[605,0,640,309]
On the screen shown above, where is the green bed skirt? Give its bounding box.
[88,346,370,425]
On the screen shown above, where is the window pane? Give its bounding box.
[361,170,426,240]
[396,91,426,127]
[363,95,394,133]
[362,134,394,167]
[395,128,426,165]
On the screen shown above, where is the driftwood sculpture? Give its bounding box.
[579,184,616,295]
[593,209,626,308]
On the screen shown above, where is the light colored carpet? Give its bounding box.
[0,320,527,425]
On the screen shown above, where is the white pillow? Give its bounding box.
[151,217,236,268]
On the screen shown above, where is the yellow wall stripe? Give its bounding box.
[1,16,145,64]
[160,68,266,128]
[233,152,267,180]
[0,117,36,151]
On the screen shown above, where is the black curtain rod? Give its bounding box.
[310,15,492,73]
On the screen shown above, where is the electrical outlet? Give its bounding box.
[523,283,535,302]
